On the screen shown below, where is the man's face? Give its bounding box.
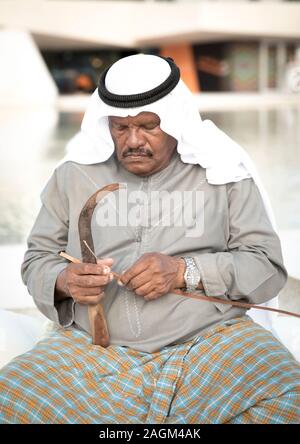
[108,112,177,176]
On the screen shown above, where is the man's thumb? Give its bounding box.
[97,257,114,265]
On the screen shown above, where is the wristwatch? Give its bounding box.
[182,257,201,292]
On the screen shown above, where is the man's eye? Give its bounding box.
[115,125,127,131]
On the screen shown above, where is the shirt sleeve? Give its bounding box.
[20,167,75,327]
[192,178,288,306]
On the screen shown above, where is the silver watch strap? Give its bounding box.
[182,257,201,292]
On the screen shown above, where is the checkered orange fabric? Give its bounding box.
[0,316,300,424]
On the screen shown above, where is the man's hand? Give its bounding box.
[119,253,185,301]
[55,258,114,305]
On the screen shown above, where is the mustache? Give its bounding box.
[123,148,153,157]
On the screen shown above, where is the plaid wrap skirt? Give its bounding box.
[0,315,300,424]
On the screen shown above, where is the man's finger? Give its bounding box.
[97,258,114,266]
[126,271,151,291]
[73,286,104,296]
[73,262,112,276]
[134,281,154,296]
[73,274,113,288]
[121,259,149,285]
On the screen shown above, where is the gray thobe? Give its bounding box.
[21,151,287,353]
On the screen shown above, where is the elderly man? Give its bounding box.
[0,54,300,424]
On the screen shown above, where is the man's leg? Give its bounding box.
[0,327,98,423]
[167,316,300,424]
[0,326,174,424]
[0,326,153,424]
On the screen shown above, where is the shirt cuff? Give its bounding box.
[42,262,76,328]
[192,253,231,314]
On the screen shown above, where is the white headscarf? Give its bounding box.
[59,54,279,326]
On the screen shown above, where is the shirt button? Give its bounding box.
[136,236,142,242]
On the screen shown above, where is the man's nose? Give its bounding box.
[126,128,145,148]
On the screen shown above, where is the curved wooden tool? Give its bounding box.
[60,251,300,320]
[78,183,122,347]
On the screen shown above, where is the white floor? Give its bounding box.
[1,244,35,309]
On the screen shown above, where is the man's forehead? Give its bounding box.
[108,112,160,124]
